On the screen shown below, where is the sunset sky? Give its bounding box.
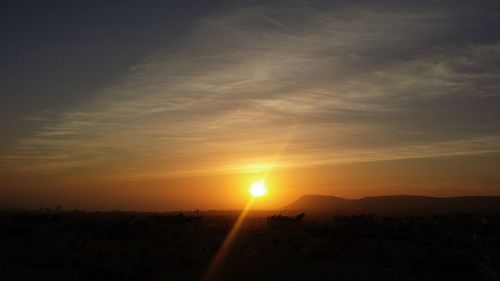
[2,0,500,210]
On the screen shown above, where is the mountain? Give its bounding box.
[284,195,500,215]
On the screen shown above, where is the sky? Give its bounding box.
[2,0,500,210]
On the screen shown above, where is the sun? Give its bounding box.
[249,180,267,197]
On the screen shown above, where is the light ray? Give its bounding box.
[201,198,254,281]
[201,115,302,281]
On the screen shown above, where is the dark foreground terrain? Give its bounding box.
[1,208,500,280]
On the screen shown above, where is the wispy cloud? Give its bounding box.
[3,1,500,180]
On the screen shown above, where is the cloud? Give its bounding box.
[3,1,500,180]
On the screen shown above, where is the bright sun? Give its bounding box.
[249,180,267,197]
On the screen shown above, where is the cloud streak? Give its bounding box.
[3,1,500,181]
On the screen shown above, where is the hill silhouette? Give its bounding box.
[284,195,500,215]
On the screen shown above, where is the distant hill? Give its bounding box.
[284,195,500,215]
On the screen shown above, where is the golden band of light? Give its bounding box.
[201,198,254,281]
[202,120,301,280]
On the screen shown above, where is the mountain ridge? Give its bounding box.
[284,194,500,214]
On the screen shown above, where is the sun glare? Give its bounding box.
[249,180,267,197]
